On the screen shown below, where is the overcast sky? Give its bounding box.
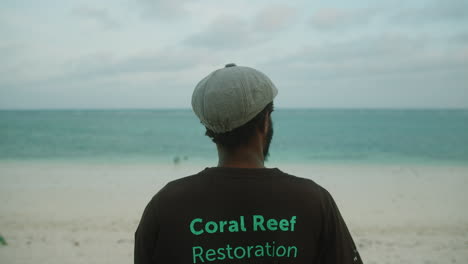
[1,0,467,109]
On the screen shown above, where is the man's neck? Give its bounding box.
[217,145,265,168]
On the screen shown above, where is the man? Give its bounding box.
[135,63,363,264]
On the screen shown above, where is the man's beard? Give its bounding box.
[263,118,274,161]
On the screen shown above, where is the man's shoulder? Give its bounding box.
[164,169,210,188]
[155,171,204,194]
[277,169,325,189]
[274,169,332,199]
[158,167,329,199]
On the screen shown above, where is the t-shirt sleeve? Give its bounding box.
[316,189,363,264]
[134,194,160,264]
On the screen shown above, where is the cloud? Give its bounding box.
[184,16,259,49]
[452,32,468,43]
[136,0,192,20]
[309,7,376,30]
[391,0,468,24]
[0,46,218,91]
[72,6,120,29]
[0,45,217,108]
[2,0,467,109]
[253,5,297,32]
[184,5,296,50]
[262,32,468,81]
[309,1,468,31]
[73,49,204,78]
[0,41,63,90]
[257,31,468,109]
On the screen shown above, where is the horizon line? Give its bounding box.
[0,107,467,111]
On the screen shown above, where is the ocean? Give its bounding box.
[1,109,467,165]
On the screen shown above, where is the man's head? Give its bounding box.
[205,102,274,159]
[191,63,278,162]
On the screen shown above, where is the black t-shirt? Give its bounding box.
[134,167,363,264]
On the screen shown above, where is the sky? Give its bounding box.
[1,0,467,109]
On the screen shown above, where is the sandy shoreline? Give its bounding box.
[1,161,467,263]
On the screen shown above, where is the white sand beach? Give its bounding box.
[1,161,467,263]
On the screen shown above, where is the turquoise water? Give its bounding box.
[1,109,467,165]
